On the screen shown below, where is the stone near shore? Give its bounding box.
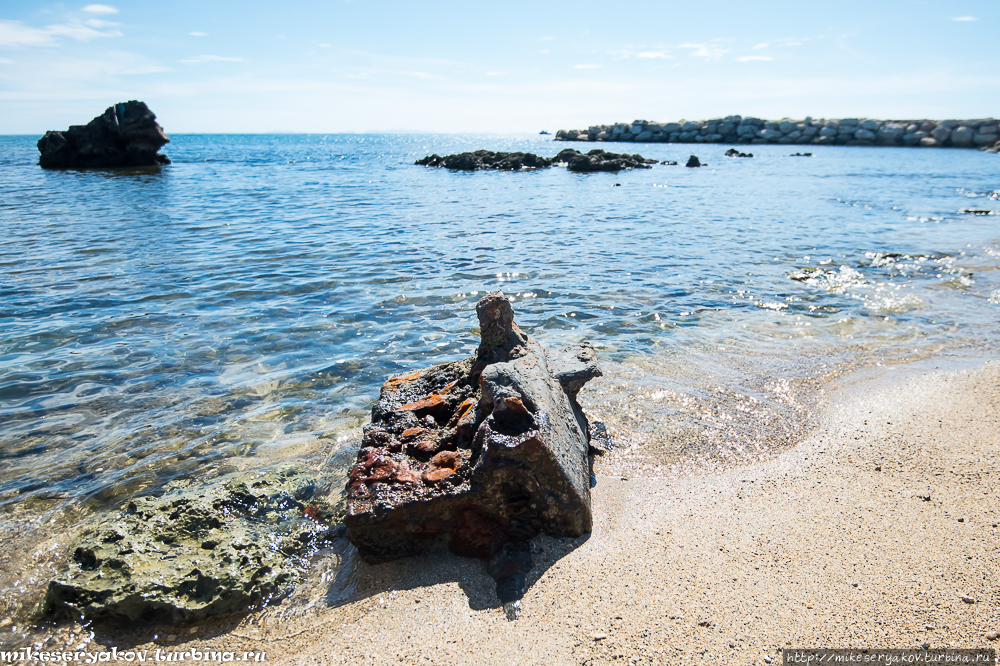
[37,101,170,169]
[554,116,1000,152]
[42,465,336,623]
[344,293,601,606]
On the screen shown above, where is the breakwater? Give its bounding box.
[555,116,1000,151]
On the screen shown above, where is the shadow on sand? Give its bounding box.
[66,530,588,650]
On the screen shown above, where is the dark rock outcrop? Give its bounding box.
[42,465,335,623]
[415,149,660,174]
[686,155,703,168]
[790,152,813,157]
[416,150,552,171]
[725,148,753,158]
[554,148,658,172]
[37,101,170,169]
[344,293,601,610]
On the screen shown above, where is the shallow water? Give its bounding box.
[1,134,999,627]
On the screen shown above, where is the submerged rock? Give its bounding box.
[344,293,601,606]
[37,101,170,169]
[725,148,753,158]
[416,150,553,171]
[42,465,335,623]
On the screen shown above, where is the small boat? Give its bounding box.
[539,130,550,135]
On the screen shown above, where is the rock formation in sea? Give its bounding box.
[344,293,601,611]
[42,465,336,623]
[725,148,753,158]
[416,150,553,171]
[554,116,1000,151]
[685,155,703,168]
[37,100,170,169]
[553,148,658,172]
[415,149,660,173]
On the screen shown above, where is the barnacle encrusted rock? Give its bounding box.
[344,293,601,602]
[42,465,335,623]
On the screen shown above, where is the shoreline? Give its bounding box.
[33,354,997,664]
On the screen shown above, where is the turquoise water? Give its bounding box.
[1,134,998,515]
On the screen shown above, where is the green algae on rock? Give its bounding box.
[41,465,337,623]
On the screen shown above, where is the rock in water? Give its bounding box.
[415,149,658,173]
[725,148,753,158]
[37,100,170,169]
[686,155,703,167]
[554,148,658,172]
[416,150,553,171]
[344,293,601,604]
[42,465,335,623]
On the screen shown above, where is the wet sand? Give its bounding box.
[55,357,1000,664]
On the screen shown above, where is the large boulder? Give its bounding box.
[37,101,170,169]
[42,465,336,623]
[344,294,600,607]
[950,126,975,147]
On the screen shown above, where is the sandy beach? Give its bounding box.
[45,356,992,665]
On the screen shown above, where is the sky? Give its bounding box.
[0,0,997,134]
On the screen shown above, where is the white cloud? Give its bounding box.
[318,43,331,48]
[82,4,118,14]
[574,64,600,69]
[0,19,121,47]
[753,42,768,49]
[537,36,555,42]
[951,16,978,21]
[736,55,773,62]
[0,57,14,64]
[190,31,209,37]
[539,49,550,54]
[485,71,504,76]
[679,42,729,59]
[637,51,672,59]
[181,54,243,64]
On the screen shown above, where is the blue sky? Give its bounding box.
[0,1,996,134]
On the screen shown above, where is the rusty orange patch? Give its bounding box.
[383,370,424,390]
[398,394,447,412]
[430,450,460,469]
[411,439,439,455]
[422,467,455,484]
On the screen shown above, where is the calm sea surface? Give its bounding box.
[1,134,999,622]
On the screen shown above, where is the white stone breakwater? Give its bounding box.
[555,116,1000,152]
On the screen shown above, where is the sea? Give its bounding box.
[1,133,998,629]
